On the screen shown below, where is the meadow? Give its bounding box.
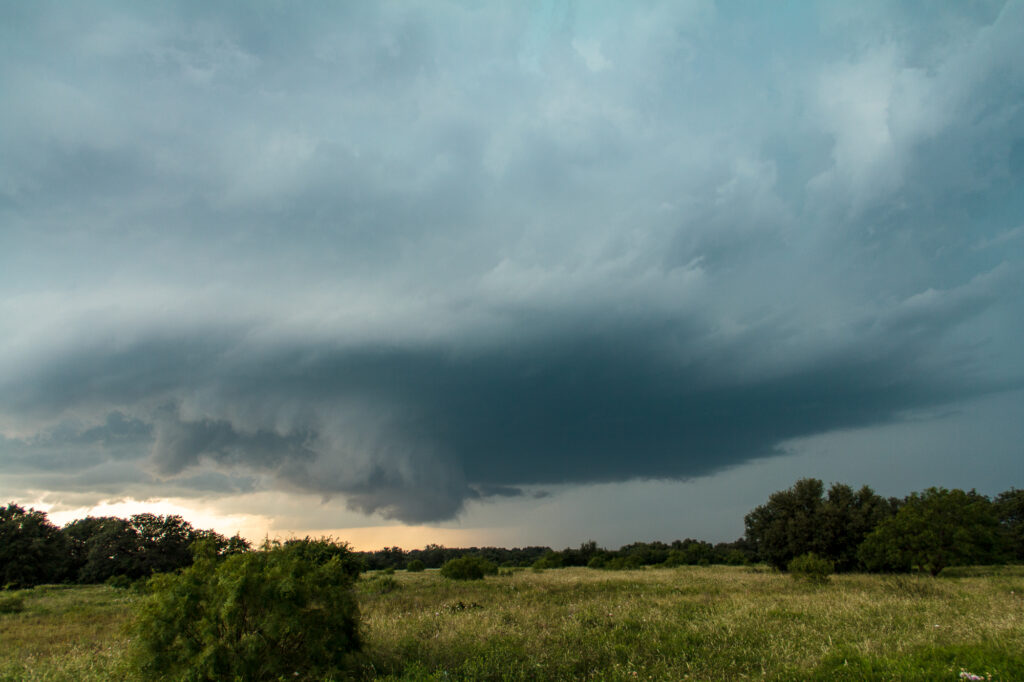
[1,565,1022,681]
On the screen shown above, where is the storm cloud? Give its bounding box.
[1,1,1022,523]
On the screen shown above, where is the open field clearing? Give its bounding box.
[2,565,1023,681]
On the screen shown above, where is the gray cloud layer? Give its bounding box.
[1,1,1022,521]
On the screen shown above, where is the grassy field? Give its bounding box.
[2,565,1022,681]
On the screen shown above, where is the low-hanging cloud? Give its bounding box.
[1,1,1022,522]
[1,273,1017,522]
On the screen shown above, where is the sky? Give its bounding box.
[1,0,1022,550]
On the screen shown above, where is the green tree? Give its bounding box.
[63,516,141,583]
[858,488,1001,576]
[744,479,895,571]
[663,540,715,566]
[191,529,251,557]
[744,478,827,570]
[994,488,1024,561]
[819,483,896,571]
[129,538,361,681]
[130,514,198,576]
[531,551,563,569]
[0,503,65,587]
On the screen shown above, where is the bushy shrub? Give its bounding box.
[788,552,834,584]
[129,538,361,681]
[440,555,497,581]
[105,574,132,589]
[598,555,643,571]
[532,551,563,569]
[406,559,425,572]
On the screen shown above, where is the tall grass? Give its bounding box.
[1,566,1022,680]
[0,585,134,681]
[358,566,1024,681]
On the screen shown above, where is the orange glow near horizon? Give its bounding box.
[30,497,496,552]
[290,525,491,551]
[41,498,270,543]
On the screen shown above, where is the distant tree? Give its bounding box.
[858,488,1001,575]
[664,539,715,566]
[819,483,896,571]
[0,503,65,587]
[994,488,1024,561]
[364,546,406,571]
[556,540,601,567]
[190,529,251,557]
[223,533,252,555]
[63,516,105,579]
[578,540,600,564]
[406,559,425,572]
[720,549,749,566]
[64,515,250,583]
[130,514,197,576]
[440,555,496,580]
[600,554,643,570]
[619,541,671,566]
[418,543,452,568]
[744,479,895,571]
[532,551,563,569]
[64,516,141,583]
[744,478,827,570]
[713,538,756,565]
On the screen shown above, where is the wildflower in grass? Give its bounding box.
[959,669,984,681]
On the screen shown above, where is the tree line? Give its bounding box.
[0,506,249,589]
[745,480,1023,575]
[2,479,1022,588]
[357,538,755,572]
[358,481,1022,576]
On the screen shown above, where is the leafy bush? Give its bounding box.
[129,538,361,681]
[104,574,132,589]
[440,555,497,581]
[788,552,834,584]
[532,551,563,569]
[596,555,643,571]
[406,559,425,572]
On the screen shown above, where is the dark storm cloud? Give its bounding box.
[2,281,1016,521]
[1,1,1023,521]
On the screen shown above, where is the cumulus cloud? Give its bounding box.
[1,1,1022,522]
